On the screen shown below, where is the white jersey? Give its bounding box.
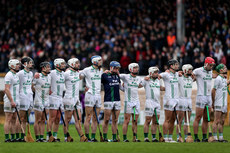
[140,78,162,102]
[17,69,33,95]
[50,69,65,97]
[193,67,212,96]
[80,66,102,95]
[4,71,20,103]
[213,75,227,106]
[33,73,51,104]
[120,74,141,103]
[178,75,193,98]
[161,72,179,99]
[64,69,80,99]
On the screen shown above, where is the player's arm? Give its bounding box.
[79,74,85,80]
[32,83,35,92]
[4,84,16,107]
[159,72,167,80]
[78,70,84,80]
[211,88,216,108]
[160,86,165,91]
[212,78,219,108]
[159,78,165,91]
[138,83,143,88]
[17,72,23,88]
[227,80,230,86]
[32,76,38,92]
[178,71,183,77]
[191,72,196,81]
[119,74,126,81]
[119,83,125,92]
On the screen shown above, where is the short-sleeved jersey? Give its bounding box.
[178,75,193,98]
[64,69,80,99]
[120,74,141,103]
[213,75,227,106]
[17,69,33,95]
[50,69,65,97]
[33,73,51,104]
[4,71,20,103]
[101,73,120,102]
[161,72,179,99]
[140,78,162,102]
[193,67,212,96]
[80,66,103,95]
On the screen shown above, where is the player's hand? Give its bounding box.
[85,86,89,93]
[227,80,230,85]
[165,69,170,73]
[104,70,109,74]
[11,101,16,108]
[178,71,183,77]
[144,76,150,81]
[49,89,52,95]
[191,73,196,80]
[34,72,40,79]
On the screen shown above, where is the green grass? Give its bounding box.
[0,124,229,153]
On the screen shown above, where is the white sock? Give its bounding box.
[214,135,218,140]
[46,135,49,141]
[219,136,223,140]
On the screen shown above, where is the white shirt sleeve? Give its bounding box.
[213,78,220,89]
[32,78,38,85]
[160,79,163,86]
[160,72,168,80]
[80,68,87,78]
[64,71,69,81]
[193,68,200,76]
[5,73,12,85]
[140,79,146,87]
[119,74,126,82]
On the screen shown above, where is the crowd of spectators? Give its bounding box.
[0,0,230,74]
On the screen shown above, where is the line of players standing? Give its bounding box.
[3,56,230,143]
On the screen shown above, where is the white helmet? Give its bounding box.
[68,58,80,70]
[148,67,159,75]
[68,58,79,67]
[8,59,20,69]
[182,64,193,74]
[128,63,139,73]
[54,58,65,67]
[91,55,102,65]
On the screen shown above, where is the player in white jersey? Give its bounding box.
[80,55,103,142]
[32,62,51,142]
[47,58,66,141]
[120,63,143,142]
[4,59,21,142]
[179,64,194,142]
[193,57,215,142]
[160,59,180,142]
[141,67,165,142]
[15,57,34,142]
[212,64,230,142]
[63,58,87,142]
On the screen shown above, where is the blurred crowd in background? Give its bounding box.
[0,0,230,74]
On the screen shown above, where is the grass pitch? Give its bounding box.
[0,124,229,153]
